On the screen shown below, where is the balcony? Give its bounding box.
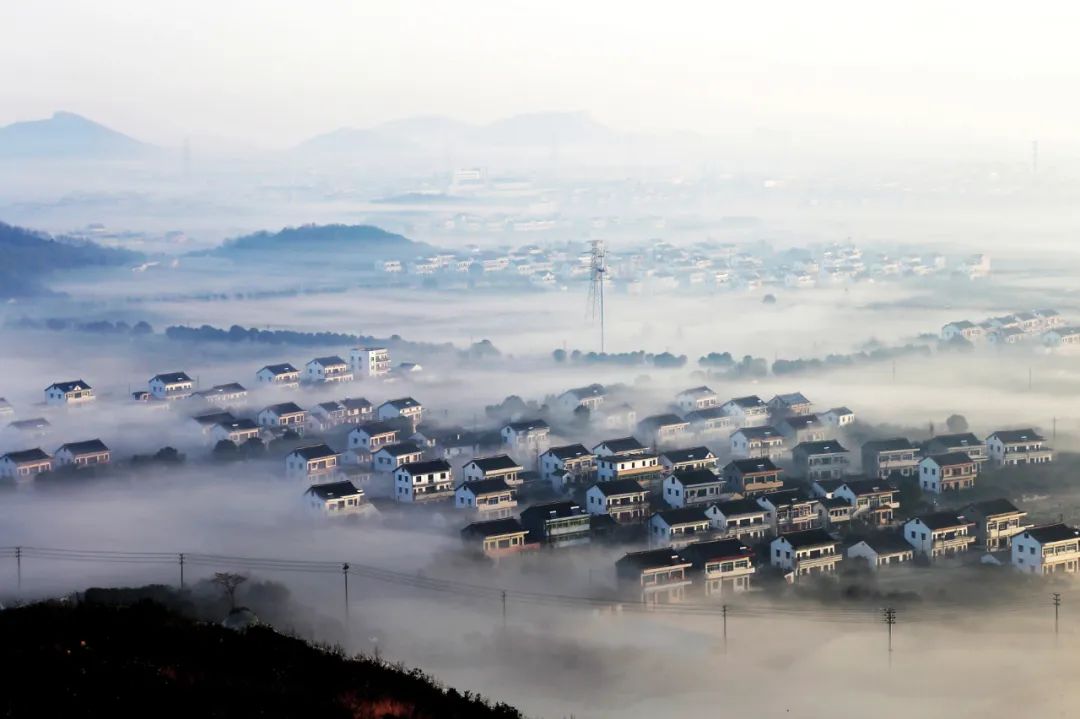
[933,535,975,553]
[796,553,839,570]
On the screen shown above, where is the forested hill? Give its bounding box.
[214,223,433,259]
[0,222,141,298]
[0,598,523,719]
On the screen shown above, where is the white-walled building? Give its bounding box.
[986,430,1053,467]
[846,534,914,570]
[212,419,261,445]
[455,478,517,518]
[676,386,719,413]
[720,395,769,427]
[770,529,841,579]
[149,372,194,401]
[1012,524,1080,575]
[256,363,300,388]
[53,439,111,468]
[378,397,424,430]
[463,455,523,485]
[0,448,53,480]
[305,356,353,384]
[286,444,339,482]
[918,453,977,493]
[257,402,307,433]
[394,459,454,503]
[662,469,724,508]
[350,347,391,378]
[903,513,976,559]
[586,479,649,523]
[44,380,95,407]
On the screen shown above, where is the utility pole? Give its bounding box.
[1029,367,1033,391]
[1053,592,1061,641]
[178,553,185,588]
[501,590,508,629]
[343,563,351,623]
[1053,417,1057,442]
[721,604,728,653]
[883,607,897,665]
[15,546,21,594]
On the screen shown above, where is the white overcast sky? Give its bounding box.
[4,1,1080,148]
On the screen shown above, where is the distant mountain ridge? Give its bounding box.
[215,223,433,259]
[0,111,153,159]
[0,221,142,298]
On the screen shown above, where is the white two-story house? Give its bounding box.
[455,478,517,519]
[256,363,300,388]
[986,429,1053,467]
[54,439,111,468]
[0,448,53,481]
[681,539,755,596]
[257,402,308,434]
[44,380,95,407]
[149,372,194,401]
[1012,524,1080,575]
[586,479,649,524]
[378,397,424,431]
[394,459,454,503]
[903,512,976,560]
[720,395,769,428]
[350,347,391,378]
[305,356,353,384]
[770,529,842,580]
[285,444,339,482]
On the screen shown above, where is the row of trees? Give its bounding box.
[552,349,688,368]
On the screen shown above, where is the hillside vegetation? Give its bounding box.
[0,597,523,719]
[215,223,432,259]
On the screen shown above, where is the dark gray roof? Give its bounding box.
[399,459,452,475]
[967,498,1022,517]
[378,442,422,457]
[46,379,91,393]
[306,481,360,500]
[779,529,837,549]
[734,426,782,440]
[639,413,688,428]
[200,382,246,395]
[263,402,305,415]
[924,452,973,466]
[458,478,512,495]
[318,401,345,412]
[192,411,236,426]
[596,437,644,454]
[990,429,1045,443]
[826,406,854,416]
[679,385,715,396]
[686,407,728,421]
[311,355,347,366]
[680,539,752,565]
[853,532,913,555]
[353,421,398,437]
[616,548,690,571]
[382,397,421,410]
[863,437,916,452]
[521,501,585,520]
[913,512,970,531]
[565,384,606,399]
[261,363,298,375]
[780,414,820,430]
[841,479,895,496]
[1025,524,1080,544]
[468,454,522,472]
[505,418,548,432]
[218,419,258,431]
[662,447,714,464]
[760,488,813,505]
[3,448,51,463]
[547,443,592,460]
[725,457,780,474]
[711,498,767,516]
[341,397,372,411]
[927,432,981,449]
[591,478,646,496]
[57,439,109,455]
[462,518,526,538]
[794,440,848,454]
[152,371,192,384]
[654,507,709,526]
[726,395,765,408]
[291,444,337,461]
[9,418,50,430]
[672,469,722,487]
[771,392,810,406]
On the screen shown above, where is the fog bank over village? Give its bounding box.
[8,3,1080,717]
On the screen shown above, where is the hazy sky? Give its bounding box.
[5,1,1080,149]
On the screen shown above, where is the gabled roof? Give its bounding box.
[382,397,421,410]
[681,538,753,564]
[1025,523,1080,544]
[341,397,372,411]
[151,371,192,385]
[924,452,973,467]
[9,418,50,431]
[616,548,690,571]
[462,518,526,538]
[989,429,1045,444]
[306,481,360,500]
[377,442,422,457]
[352,421,398,437]
[945,320,976,329]
[654,507,709,526]
[779,414,820,430]
[711,498,767,517]
[199,382,246,396]
[685,407,728,422]
[733,426,782,441]
[57,439,109,455]
[260,363,298,375]
[725,395,765,409]
[218,419,258,432]
[192,411,236,426]
[853,532,912,555]
[824,406,854,416]
[840,479,895,496]
[638,413,688,428]
[671,469,723,487]
[290,444,337,461]
[398,459,451,475]
[546,443,593,461]
[505,418,548,433]
[46,379,91,393]
[678,385,716,397]
[591,478,646,496]
[2,448,51,464]
[926,432,981,449]
[467,454,522,472]
[263,402,305,415]
[564,384,606,400]
[458,478,512,496]
[967,498,1022,517]
[911,512,970,531]
[862,437,916,453]
[759,487,813,506]
[779,528,837,550]
[317,401,345,413]
[725,457,780,475]
[310,355,347,366]
[521,501,585,520]
[794,440,848,454]
[662,447,714,464]
[770,392,811,406]
[594,437,644,454]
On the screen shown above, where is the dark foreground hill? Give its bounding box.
[0,598,522,719]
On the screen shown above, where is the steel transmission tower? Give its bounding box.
[586,239,607,352]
